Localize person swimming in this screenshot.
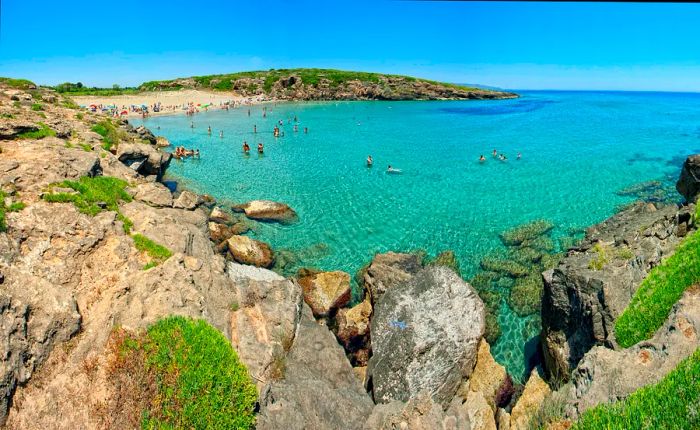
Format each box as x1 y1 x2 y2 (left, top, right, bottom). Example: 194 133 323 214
479 155 486 162
253 125 257 134
219 130 224 138
387 165 401 173
517 152 522 160
190 121 194 128
492 149 497 157
367 155 373 166
258 143 264 153
243 141 250 153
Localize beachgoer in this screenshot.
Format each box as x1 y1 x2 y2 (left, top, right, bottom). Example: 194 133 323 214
219 130 224 138
190 121 194 128
517 152 522 160
207 126 211 135
479 155 486 162
195 149 200 157
254 125 257 133
294 124 298 132
258 143 264 153
247 109 251 116
367 155 373 167
492 149 497 157
304 127 308 134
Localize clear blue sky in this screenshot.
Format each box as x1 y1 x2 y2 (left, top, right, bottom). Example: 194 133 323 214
2 0 700 91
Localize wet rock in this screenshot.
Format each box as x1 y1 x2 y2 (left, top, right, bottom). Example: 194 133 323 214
133 182 173 207
208 221 233 243
362 252 423 304
173 190 202 210
368 266 485 407
116 143 171 180
226 235 274 268
541 202 685 380
298 270 351 317
155 136 171 148
209 206 232 224
335 298 372 366
233 199 298 223
510 368 551 430
676 153 700 202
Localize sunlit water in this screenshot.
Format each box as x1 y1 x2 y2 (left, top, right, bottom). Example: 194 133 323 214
134 91 700 380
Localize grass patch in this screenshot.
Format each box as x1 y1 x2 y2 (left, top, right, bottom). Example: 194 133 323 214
0 77 35 89
117 212 133 234
572 348 700 429
615 228 700 347
91 120 120 151
30 103 43 111
132 233 172 266
79 143 92 152
15 122 56 140
588 243 609 271
106 317 257 429
0 191 26 232
43 176 131 216
0 113 13 119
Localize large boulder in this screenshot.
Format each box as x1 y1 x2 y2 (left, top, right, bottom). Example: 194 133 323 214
173 190 202 210
367 266 485 407
676 154 700 203
226 235 274 268
116 143 171 180
233 199 298 223
0 120 39 140
362 252 423 304
335 298 373 366
556 286 700 419
133 182 173 207
298 270 351 317
541 202 685 380
133 125 157 144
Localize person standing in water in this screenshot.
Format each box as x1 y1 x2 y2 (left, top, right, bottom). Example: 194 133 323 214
517 152 522 160
243 141 250 153
304 127 308 134
219 130 224 138
492 149 497 157
258 143 264 153
190 121 194 128
254 124 257 134
207 126 211 135
367 155 373 166
479 155 486 162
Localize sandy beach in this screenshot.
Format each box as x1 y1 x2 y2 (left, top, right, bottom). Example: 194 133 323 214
73 89 270 117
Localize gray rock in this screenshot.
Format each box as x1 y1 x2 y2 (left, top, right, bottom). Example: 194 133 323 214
541 202 686 381
173 190 202 210
227 261 285 282
364 393 471 430
368 266 485 407
677 154 700 203
134 125 157 144
133 182 173 207
0 120 38 140
558 286 700 419
116 143 171 180
363 252 423 304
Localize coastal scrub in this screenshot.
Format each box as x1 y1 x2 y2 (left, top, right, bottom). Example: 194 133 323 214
132 233 172 269
106 317 257 429
91 119 120 151
15 122 56 140
43 176 131 215
0 191 26 232
571 347 700 429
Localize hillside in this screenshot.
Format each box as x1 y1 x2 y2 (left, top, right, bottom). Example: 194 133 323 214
138 68 518 101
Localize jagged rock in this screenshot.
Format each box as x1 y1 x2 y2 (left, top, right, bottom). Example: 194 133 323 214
227 261 284 282
116 143 171 180
208 221 233 243
0 267 81 425
363 393 471 430
227 235 274 268
298 270 351 317
557 286 700 419
155 136 171 148
134 125 156 144
335 298 372 366
463 390 497 430
368 266 485 407
541 202 685 380
496 408 511 430
459 339 508 411
362 252 423 304
256 304 374 430
676 154 700 202
209 206 232 224
133 182 173 207
173 190 202 210
233 199 298 223
510 368 551 430
0 120 38 140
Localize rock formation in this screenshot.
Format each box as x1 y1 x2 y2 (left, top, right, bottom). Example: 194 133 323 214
233 199 298 223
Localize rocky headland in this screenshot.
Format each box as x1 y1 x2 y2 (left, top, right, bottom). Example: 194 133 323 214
0 79 699 430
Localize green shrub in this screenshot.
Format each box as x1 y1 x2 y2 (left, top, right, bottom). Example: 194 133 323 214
0 191 26 232
572 348 700 429
0 77 35 89
80 143 92 152
615 230 700 348
500 220 554 246
91 120 120 151
588 243 609 271
43 176 131 215
31 103 43 111
108 317 258 429
15 122 56 140
132 233 172 266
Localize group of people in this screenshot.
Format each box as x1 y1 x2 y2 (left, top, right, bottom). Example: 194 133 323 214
242 141 264 154
366 155 402 173
479 149 522 163
174 146 200 159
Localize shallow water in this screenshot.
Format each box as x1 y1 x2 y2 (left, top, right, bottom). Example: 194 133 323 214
134 90 699 380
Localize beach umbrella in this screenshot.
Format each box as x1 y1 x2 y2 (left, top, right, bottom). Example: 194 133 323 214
121 110 128 115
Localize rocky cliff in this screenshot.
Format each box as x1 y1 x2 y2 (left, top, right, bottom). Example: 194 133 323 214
139 68 518 101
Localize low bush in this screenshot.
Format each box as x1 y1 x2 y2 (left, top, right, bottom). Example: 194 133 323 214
15 122 56 140
43 176 131 215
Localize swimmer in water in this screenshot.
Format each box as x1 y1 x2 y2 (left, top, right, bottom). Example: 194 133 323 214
243 141 250 153
304 127 308 134
492 149 497 157
517 152 522 160
258 143 264 153
367 155 373 166
207 126 211 135
190 121 194 128
219 130 223 138
479 155 486 162
253 125 257 133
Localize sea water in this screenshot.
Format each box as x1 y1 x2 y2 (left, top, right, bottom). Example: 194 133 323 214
133 91 700 380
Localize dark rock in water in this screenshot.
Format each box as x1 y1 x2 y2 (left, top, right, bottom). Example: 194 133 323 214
617 179 679 205
367 266 484 407
500 220 554 246
676 154 700 202
116 143 171 180
540 202 687 381
362 252 423 305
134 125 157 144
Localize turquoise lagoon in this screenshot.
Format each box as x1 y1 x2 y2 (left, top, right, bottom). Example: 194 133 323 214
134 91 700 380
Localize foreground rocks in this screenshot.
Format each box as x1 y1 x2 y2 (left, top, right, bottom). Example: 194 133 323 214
298 270 351 317
116 142 171 180
226 235 275 268
368 266 485 407
541 201 689 380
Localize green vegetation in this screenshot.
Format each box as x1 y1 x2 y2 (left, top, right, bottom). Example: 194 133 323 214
509 273 544 317
61 98 80 109
588 243 610 271
132 233 173 268
615 225 700 347
30 103 43 111
572 348 700 429
426 250 461 276
0 113 13 119
15 122 56 140
107 317 257 429
0 77 35 90
53 81 141 96
43 176 131 216
0 191 26 232
91 119 121 151
480 254 530 278
79 143 93 152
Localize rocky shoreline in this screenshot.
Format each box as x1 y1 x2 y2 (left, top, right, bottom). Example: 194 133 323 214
1 81 698 429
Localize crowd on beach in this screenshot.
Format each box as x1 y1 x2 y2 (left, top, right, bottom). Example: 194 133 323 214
84 97 264 119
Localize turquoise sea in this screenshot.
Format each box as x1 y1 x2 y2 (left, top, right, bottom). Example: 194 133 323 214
134 91 699 380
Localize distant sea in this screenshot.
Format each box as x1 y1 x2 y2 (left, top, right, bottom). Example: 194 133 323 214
133 90 700 380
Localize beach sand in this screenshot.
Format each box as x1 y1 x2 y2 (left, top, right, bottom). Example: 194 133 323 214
73 89 270 117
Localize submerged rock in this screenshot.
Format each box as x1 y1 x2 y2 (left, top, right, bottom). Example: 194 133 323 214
676 153 700 202
226 235 275 268
368 266 485 407
298 270 351 317
233 199 298 223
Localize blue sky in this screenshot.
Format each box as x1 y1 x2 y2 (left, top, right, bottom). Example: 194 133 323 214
2 0 700 91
